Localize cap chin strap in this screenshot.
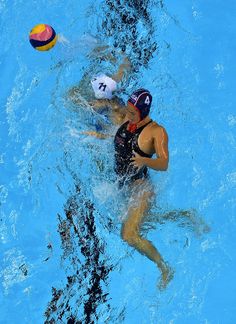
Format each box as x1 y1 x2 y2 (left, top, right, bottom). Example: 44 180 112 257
127 101 150 133
127 122 137 133
127 115 143 133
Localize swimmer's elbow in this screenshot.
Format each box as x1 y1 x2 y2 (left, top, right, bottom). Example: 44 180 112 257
158 165 168 171
163 159 169 171
147 157 168 171
158 158 168 171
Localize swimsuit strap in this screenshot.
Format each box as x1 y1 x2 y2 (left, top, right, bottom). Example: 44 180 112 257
132 120 153 157
134 120 153 134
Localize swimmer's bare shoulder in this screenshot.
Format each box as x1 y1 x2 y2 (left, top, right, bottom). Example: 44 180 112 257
148 122 168 157
150 122 168 138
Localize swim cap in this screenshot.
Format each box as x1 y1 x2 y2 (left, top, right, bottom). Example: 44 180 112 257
127 88 152 120
91 74 117 100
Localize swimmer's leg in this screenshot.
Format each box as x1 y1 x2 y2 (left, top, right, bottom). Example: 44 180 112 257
121 184 173 289
67 86 82 105
157 209 210 237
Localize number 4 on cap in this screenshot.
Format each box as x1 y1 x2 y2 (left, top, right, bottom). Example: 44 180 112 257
145 96 150 105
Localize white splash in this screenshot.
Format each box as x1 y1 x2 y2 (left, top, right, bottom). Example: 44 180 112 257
0 185 8 204
0 153 5 164
5 66 38 139
0 219 8 243
226 171 236 184
214 63 224 78
0 248 28 294
217 171 236 196
227 114 236 127
192 166 203 187
9 210 18 239
192 6 202 20
201 239 217 252
92 181 116 204
23 140 32 156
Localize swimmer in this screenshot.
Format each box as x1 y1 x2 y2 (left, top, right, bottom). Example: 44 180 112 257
68 46 131 129
114 89 173 289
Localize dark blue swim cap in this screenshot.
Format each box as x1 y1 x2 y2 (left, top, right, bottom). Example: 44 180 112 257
127 88 152 120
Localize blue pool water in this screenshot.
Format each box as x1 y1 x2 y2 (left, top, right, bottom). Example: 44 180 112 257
1 0 236 323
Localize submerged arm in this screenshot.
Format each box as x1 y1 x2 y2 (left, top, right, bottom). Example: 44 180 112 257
81 131 112 139
111 57 131 83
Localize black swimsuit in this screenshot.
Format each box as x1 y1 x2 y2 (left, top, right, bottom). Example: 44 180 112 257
114 120 153 187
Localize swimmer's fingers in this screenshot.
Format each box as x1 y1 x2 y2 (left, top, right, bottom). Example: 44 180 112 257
130 152 145 169
131 151 141 159
130 158 141 169
130 153 139 165
130 161 139 167
130 161 142 172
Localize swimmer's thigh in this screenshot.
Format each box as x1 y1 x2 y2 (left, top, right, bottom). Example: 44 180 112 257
123 179 154 230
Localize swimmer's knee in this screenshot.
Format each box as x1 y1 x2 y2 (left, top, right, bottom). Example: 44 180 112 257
121 225 140 247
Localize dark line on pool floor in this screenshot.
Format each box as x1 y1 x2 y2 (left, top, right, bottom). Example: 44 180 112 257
44 184 113 323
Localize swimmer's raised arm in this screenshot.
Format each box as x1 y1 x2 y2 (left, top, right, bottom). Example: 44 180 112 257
88 44 117 62
88 44 131 82
112 57 131 83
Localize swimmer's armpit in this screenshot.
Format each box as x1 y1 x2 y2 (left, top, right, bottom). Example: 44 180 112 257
80 131 112 139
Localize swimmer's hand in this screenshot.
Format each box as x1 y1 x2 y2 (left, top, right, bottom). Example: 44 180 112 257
112 57 131 83
88 45 117 63
130 152 146 170
81 131 111 139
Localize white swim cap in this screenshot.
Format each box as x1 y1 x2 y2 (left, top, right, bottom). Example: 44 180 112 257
91 74 117 99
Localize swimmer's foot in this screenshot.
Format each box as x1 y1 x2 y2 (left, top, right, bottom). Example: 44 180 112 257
178 209 211 238
191 214 211 237
158 266 174 291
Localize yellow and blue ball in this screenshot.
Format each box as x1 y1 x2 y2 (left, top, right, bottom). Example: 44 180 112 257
29 24 57 51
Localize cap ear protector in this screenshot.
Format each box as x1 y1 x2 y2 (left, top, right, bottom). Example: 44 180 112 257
127 88 152 120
